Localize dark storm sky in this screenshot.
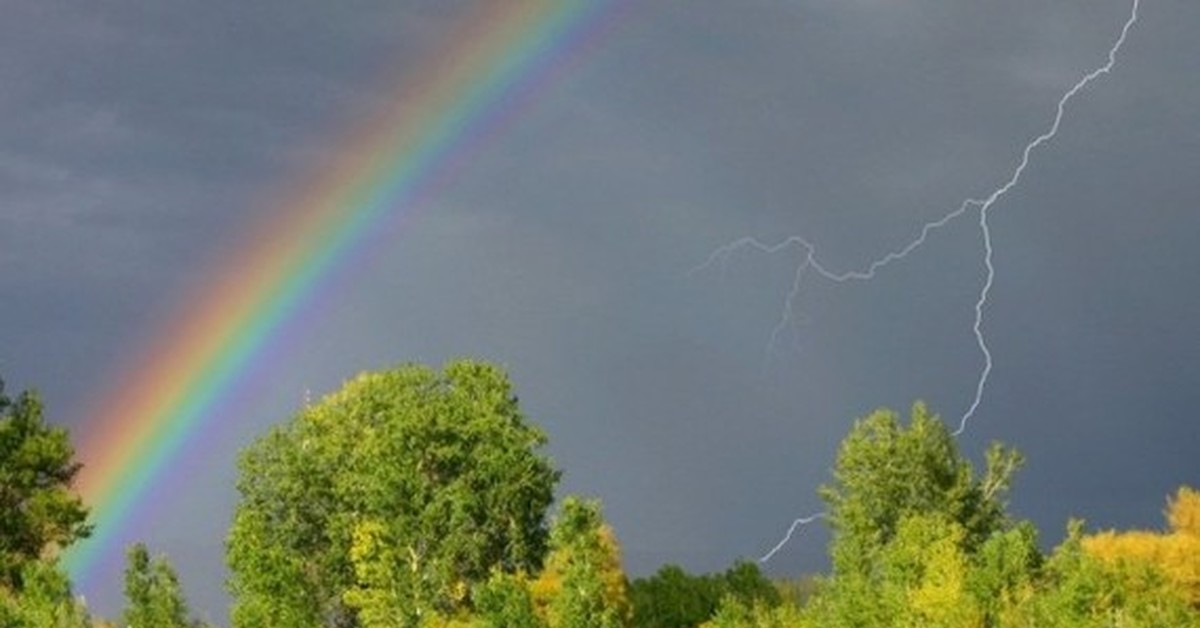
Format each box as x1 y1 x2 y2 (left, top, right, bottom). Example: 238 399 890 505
1 1 1196 623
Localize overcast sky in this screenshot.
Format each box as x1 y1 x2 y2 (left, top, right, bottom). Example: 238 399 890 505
2 1 1197 623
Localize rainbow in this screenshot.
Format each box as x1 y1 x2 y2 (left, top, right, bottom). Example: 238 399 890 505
64 1 621 587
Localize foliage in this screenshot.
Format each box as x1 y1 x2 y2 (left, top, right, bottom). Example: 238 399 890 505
122 543 192 628
0 379 91 589
0 559 90 628
820 402 1021 572
720 561 780 609
878 513 981 627
1168 486 1200 536
770 576 819 608
226 361 560 627
532 497 631 628
1017 520 1199 627
801 402 1200 627
804 402 1025 626
966 520 1041 623
474 571 542 628
4 370 1195 626
701 595 807 628
629 561 779 628
629 564 716 628
1083 486 1200 607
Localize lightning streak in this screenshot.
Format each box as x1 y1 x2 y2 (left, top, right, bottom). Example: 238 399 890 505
699 0 1141 561
957 0 1139 435
759 511 826 563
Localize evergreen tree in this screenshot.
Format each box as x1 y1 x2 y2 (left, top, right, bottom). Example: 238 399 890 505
0 379 91 590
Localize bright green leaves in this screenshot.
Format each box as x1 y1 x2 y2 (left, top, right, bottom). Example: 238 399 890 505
806 402 1028 627
226 360 560 627
122 543 193 628
795 402 1200 627
475 570 541 628
0 559 90 628
819 401 1021 577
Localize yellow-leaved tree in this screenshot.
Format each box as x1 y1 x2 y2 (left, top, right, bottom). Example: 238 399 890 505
1083 486 1200 606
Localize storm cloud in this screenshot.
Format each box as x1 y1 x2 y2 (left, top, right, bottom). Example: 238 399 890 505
2 1 1197 623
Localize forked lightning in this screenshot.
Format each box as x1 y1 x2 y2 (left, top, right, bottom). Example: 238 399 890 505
696 0 1141 563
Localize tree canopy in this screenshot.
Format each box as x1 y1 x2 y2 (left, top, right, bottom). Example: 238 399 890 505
122 543 193 628
532 497 631 628
629 561 779 628
787 403 1200 628
1 367 1196 626
1083 486 1200 607
820 402 1022 567
0 379 91 591
226 360 561 627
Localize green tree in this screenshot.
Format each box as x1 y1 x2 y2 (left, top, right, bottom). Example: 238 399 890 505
702 595 807 628
803 402 1027 627
0 559 90 628
719 561 780 609
475 571 543 628
122 543 192 628
0 379 91 590
1017 520 1199 627
532 497 630 628
629 564 718 628
967 520 1041 624
877 513 982 627
820 402 1021 577
227 361 560 627
629 561 780 628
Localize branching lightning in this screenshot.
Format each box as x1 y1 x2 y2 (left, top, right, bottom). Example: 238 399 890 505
697 0 1141 563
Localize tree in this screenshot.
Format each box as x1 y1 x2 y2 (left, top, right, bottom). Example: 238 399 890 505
0 378 91 590
1083 485 1200 607
803 402 1028 626
122 543 192 628
1019 520 1199 627
819 402 1021 576
967 520 1041 624
629 564 718 628
629 561 780 628
719 561 780 609
226 361 561 627
531 497 630 628
877 513 982 627
797 401 1200 625
475 571 543 628
702 596 807 628
0 559 90 628
1168 486 1200 537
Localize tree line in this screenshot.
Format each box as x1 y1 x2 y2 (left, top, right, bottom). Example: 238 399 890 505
1 362 1196 626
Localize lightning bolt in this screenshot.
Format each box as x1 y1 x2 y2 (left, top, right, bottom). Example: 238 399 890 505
697 0 1141 562
759 511 826 563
